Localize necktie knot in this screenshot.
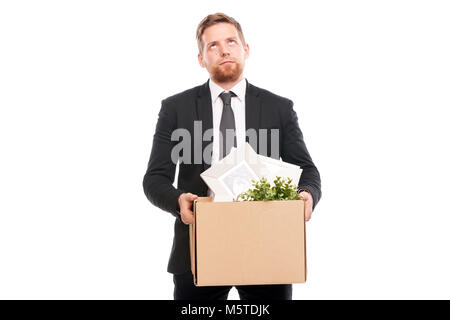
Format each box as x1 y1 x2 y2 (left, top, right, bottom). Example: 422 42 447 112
219 91 236 106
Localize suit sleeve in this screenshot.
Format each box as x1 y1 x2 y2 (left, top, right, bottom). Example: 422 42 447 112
280 100 322 210
143 99 184 218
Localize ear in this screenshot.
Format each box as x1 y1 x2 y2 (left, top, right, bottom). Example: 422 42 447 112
198 52 205 68
244 43 250 60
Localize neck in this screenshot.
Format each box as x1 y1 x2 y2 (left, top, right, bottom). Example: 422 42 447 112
212 74 244 91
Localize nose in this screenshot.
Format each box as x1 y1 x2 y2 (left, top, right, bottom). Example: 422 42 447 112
219 45 230 57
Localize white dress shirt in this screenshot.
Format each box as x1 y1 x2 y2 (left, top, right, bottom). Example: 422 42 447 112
207 77 247 198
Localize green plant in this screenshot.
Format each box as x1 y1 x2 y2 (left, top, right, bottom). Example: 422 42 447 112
237 176 300 201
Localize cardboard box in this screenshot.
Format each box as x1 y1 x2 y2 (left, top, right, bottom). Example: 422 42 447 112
189 197 307 286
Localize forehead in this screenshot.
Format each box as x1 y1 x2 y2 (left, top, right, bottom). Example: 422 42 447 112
202 22 240 44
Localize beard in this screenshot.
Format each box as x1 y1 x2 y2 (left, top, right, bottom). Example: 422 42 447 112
210 61 244 83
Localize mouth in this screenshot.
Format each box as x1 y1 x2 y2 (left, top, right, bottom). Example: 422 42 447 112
220 60 234 65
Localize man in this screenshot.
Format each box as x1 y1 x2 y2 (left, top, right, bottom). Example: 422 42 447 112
143 13 321 300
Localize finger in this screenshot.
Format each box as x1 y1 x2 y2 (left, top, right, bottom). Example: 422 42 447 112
305 206 312 222
181 210 194 225
181 207 194 216
304 202 312 219
182 216 193 225
305 212 311 222
306 199 313 210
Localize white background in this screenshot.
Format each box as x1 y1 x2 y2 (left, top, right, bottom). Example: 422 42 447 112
1 0 449 299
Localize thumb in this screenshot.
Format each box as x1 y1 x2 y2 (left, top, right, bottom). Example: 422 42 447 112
299 191 309 201
186 193 198 201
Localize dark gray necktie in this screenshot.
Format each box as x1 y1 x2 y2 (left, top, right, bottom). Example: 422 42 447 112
219 91 237 160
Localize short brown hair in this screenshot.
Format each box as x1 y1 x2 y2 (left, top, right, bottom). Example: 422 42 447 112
196 13 246 54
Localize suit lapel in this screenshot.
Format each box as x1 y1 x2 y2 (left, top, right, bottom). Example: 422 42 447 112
196 80 213 171
245 79 262 143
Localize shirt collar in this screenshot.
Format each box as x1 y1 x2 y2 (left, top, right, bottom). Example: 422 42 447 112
209 77 247 104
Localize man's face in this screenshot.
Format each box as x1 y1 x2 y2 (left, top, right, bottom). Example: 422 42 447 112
198 23 249 83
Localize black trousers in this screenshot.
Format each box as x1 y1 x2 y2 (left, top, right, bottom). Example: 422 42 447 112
173 272 292 300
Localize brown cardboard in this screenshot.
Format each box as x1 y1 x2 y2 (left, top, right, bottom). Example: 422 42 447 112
189 197 306 286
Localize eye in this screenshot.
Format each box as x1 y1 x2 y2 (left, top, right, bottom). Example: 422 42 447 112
229 40 235 44
210 44 216 49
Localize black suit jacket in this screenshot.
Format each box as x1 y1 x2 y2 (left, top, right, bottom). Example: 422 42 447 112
143 79 321 274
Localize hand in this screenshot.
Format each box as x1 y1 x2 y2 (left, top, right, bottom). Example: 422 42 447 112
299 191 313 222
178 193 198 225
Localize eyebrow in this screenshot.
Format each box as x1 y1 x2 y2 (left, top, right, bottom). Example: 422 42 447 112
207 37 238 47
